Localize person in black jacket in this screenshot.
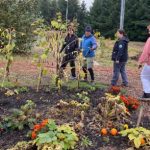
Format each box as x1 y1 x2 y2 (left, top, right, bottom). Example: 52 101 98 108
111 29 129 86
60 26 79 79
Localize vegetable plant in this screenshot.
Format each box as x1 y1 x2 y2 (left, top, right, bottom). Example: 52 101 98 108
32 119 78 150
77 91 90 104
119 127 150 148
1 100 37 131
81 136 92 148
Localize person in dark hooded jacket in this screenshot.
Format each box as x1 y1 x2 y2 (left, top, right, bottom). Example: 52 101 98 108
60 26 79 79
111 29 129 86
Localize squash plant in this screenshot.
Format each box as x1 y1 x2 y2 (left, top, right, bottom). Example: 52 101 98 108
0 28 16 87
1 100 37 131
119 127 150 148
34 119 79 150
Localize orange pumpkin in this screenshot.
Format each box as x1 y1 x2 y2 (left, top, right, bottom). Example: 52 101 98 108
110 128 118 136
101 128 108 135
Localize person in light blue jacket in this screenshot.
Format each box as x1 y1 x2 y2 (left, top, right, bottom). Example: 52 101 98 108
80 26 97 84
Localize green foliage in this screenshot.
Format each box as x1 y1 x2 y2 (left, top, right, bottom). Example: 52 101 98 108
4 87 29 96
32 19 50 92
35 120 78 150
14 87 29 94
0 28 16 87
90 0 120 39
0 0 40 53
8 141 34 150
69 100 90 111
65 80 107 91
77 91 90 104
119 127 150 148
57 0 79 21
77 0 89 36
81 136 92 148
32 13 66 92
125 0 150 41
0 81 15 88
1 100 36 131
39 0 58 23
90 0 150 41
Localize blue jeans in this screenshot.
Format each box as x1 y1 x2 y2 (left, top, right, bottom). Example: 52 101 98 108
111 62 128 86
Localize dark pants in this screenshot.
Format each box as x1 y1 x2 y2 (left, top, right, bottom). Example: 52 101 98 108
111 62 128 86
61 55 76 77
82 67 94 81
82 58 94 81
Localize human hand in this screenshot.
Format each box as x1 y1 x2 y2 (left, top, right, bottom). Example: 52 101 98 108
115 61 119 64
138 64 142 69
90 47 94 51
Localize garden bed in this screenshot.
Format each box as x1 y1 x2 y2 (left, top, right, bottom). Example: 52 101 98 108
0 84 149 150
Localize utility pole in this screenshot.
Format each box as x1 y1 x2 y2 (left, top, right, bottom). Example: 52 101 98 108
120 0 125 30
66 0 69 30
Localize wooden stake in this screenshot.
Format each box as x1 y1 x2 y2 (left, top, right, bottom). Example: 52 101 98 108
136 106 144 127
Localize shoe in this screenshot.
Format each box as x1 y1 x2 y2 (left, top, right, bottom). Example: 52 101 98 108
142 93 150 98
142 93 146 98
121 83 128 87
146 93 150 98
90 80 95 86
80 78 88 82
70 76 77 80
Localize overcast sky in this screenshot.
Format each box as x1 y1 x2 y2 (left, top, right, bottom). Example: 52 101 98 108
80 0 94 10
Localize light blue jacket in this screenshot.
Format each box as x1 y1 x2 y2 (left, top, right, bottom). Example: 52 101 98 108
80 34 97 57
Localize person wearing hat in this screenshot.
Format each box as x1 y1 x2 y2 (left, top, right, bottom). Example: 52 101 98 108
60 26 79 80
80 26 97 84
138 25 150 98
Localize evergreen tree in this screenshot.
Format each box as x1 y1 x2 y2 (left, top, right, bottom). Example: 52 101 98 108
68 0 79 20
57 0 79 21
0 0 40 53
89 0 150 41
57 0 66 19
90 0 120 38
125 0 150 41
78 0 88 36
39 0 58 23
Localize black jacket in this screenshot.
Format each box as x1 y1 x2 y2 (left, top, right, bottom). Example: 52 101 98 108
112 36 129 62
60 34 79 54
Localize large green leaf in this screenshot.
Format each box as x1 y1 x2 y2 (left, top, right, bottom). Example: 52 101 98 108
134 137 141 148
